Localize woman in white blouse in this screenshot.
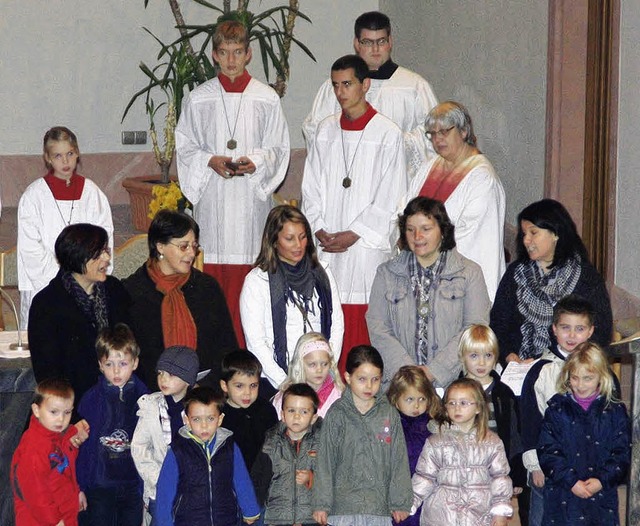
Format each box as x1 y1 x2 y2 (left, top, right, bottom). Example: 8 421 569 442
240 205 344 390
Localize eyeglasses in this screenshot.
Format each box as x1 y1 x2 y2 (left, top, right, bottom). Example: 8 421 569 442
168 241 200 253
358 37 390 47
445 400 477 408
425 126 456 141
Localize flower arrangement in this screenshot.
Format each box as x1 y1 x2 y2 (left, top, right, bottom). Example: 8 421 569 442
148 181 192 219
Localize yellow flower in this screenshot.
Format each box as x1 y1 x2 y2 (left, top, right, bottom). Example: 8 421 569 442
148 181 192 219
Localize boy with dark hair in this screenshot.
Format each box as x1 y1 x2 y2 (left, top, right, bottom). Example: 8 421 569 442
154 386 260 525
302 53 406 370
11 378 84 526
76 323 149 526
252 383 322 526
132 345 200 523
302 11 438 174
519 294 596 526
219 350 279 471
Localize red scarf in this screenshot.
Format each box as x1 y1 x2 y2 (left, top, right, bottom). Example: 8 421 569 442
146 259 197 349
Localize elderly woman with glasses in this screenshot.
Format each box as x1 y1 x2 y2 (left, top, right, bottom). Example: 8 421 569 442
404 101 506 300
29 223 131 404
123 209 237 390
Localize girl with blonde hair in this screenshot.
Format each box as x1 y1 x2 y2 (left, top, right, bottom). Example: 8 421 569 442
272 332 344 418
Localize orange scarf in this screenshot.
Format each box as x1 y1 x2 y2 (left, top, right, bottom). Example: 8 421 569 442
419 154 483 203
146 259 198 349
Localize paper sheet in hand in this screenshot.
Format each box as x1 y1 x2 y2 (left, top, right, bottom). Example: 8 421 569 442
500 359 540 396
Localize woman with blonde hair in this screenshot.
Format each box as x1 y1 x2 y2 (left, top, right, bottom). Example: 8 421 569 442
240 205 344 392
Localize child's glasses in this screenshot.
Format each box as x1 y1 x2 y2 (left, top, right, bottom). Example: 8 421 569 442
445 400 477 407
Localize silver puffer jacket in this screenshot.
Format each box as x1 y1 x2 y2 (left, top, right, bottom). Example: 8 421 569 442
411 424 513 526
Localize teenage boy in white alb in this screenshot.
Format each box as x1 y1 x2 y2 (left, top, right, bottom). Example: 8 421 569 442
302 54 406 369
302 11 438 176
176 21 290 345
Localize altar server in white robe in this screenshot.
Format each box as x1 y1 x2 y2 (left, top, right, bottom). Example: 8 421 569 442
18 126 113 328
176 20 290 346
302 54 406 372
302 11 438 178
403 101 506 300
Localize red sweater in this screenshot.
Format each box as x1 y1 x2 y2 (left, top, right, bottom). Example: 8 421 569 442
11 415 80 526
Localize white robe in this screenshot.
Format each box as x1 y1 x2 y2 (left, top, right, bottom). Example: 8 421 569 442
302 113 407 305
404 154 506 300
239 262 344 388
302 66 438 176
17 177 113 326
176 77 290 264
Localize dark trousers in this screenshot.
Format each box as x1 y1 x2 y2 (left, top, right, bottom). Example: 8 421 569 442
80 485 143 526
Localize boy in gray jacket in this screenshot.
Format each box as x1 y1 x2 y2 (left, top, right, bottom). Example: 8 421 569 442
251 383 322 526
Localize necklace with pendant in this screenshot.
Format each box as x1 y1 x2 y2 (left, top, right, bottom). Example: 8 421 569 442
340 127 365 189
54 199 75 226
219 82 244 150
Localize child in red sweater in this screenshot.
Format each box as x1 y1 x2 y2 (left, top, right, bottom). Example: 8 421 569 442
11 378 86 526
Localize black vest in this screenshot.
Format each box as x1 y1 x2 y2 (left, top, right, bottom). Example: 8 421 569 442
171 433 240 526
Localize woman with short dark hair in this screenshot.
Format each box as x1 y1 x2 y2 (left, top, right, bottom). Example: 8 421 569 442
367 197 490 388
123 210 237 390
29 223 130 403
490 199 612 365
240 205 343 389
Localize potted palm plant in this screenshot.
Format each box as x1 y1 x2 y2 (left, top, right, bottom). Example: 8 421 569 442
121 0 314 231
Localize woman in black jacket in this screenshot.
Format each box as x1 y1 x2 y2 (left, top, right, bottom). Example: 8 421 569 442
123 210 237 390
29 223 131 403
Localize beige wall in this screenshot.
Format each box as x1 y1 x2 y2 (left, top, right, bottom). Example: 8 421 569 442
380 0 548 224
616 1 640 299
0 0 377 157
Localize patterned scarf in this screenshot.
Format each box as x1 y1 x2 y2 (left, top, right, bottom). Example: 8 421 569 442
146 259 197 349
409 251 447 365
268 256 333 373
514 254 582 359
61 271 109 330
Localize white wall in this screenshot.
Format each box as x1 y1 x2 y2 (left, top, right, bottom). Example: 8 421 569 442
0 0 377 155
380 0 548 223
615 1 640 297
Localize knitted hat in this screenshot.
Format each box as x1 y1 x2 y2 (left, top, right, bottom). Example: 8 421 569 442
156 346 200 386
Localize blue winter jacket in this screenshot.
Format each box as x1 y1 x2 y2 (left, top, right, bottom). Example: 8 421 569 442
538 393 630 525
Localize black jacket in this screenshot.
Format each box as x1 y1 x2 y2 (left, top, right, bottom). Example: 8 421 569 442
29 273 131 405
123 265 237 390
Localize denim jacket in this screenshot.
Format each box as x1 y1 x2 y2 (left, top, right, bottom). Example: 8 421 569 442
367 248 490 387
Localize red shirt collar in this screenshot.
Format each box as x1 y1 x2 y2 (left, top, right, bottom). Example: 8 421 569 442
340 103 377 130
218 70 252 93
44 171 85 200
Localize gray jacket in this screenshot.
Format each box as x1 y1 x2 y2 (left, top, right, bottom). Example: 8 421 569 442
252 420 322 525
367 249 490 387
313 388 413 517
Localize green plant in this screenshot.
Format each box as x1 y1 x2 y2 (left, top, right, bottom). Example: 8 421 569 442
122 0 315 183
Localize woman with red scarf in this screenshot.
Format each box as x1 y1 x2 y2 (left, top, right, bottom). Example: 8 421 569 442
124 210 237 390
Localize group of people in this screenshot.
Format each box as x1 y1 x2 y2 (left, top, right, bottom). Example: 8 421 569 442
7 8 631 526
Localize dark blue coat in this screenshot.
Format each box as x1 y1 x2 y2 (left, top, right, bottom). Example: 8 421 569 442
538 393 630 525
